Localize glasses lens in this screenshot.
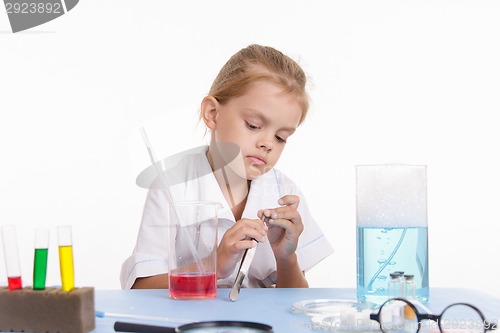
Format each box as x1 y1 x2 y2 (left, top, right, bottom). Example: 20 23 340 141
379 299 419 333
440 304 485 333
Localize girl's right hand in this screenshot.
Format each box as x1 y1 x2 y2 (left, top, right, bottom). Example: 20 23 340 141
216 217 268 279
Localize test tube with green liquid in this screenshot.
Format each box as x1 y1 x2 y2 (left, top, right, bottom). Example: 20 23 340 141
57 226 74 292
33 229 49 290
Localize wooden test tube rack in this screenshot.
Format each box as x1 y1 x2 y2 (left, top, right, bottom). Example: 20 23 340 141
0 287 95 333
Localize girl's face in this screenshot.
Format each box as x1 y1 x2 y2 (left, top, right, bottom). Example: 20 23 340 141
204 80 303 180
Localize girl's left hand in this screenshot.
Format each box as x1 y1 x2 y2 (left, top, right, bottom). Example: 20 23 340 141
259 194 304 261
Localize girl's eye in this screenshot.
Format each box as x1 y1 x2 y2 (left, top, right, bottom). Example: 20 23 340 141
275 135 287 143
245 121 259 130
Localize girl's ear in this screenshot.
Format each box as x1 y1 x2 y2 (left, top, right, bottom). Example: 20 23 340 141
201 96 219 130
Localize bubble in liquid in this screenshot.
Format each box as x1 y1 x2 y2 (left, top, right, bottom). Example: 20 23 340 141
377 259 387 264
377 275 387 280
388 261 396 265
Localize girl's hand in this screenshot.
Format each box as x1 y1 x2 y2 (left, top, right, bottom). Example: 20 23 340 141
216 217 267 279
259 195 304 262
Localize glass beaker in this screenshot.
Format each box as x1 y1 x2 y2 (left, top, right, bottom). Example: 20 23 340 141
356 164 429 304
167 201 220 300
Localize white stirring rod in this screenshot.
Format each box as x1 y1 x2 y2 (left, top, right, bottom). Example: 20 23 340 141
95 311 194 324
138 127 204 272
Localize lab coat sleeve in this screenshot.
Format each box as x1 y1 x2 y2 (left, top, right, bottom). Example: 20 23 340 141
295 195 335 272
120 189 170 289
276 171 334 273
120 252 168 289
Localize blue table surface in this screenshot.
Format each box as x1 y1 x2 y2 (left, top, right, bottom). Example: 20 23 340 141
95 288 500 333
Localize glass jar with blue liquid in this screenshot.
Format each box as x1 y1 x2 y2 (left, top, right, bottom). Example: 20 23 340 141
356 164 429 305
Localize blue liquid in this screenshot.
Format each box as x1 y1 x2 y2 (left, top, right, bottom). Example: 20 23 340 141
357 226 429 304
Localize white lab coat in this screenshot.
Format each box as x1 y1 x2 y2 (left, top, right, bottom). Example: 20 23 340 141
120 146 333 289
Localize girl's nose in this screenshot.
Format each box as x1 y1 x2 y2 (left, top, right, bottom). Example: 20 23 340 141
257 134 273 152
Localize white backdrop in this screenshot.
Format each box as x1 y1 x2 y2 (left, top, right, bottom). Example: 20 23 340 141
1 1 499 298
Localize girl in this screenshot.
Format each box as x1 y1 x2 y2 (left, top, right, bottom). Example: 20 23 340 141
121 44 333 289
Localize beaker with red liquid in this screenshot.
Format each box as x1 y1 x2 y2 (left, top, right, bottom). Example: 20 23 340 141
167 201 220 300
169 272 217 299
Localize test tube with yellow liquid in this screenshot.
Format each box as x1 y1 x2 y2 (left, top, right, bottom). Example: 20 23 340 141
57 226 74 291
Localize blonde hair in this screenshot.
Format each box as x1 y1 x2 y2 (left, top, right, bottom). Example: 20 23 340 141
208 44 309 125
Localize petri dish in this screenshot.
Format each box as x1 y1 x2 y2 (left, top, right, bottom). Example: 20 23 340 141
310 313 380 332
292 298 377 317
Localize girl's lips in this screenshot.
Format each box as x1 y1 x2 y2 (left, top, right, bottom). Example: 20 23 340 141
247 156 266 166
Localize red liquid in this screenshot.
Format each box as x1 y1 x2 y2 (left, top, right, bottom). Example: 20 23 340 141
8 276 22 290
169 272 217 299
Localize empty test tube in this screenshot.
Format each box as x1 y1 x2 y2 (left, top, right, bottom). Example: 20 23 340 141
58 226 74 292
33 229 50 290
404 274 416 300
388 272 403 299
1 225 23 290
